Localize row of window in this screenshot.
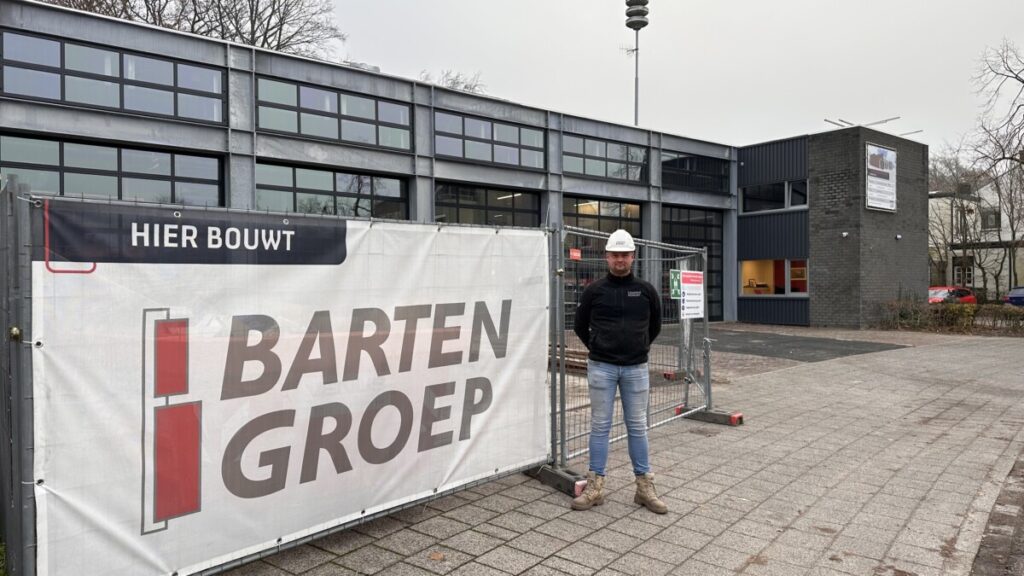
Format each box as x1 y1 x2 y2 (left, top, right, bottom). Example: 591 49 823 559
257 78 412 150
661 152 729 195
434 111 546 170
0 135 730 248
435 184 541 227
563 135 647 182
563 196 642 237
255 163 407 220
1 31 224 123
1 33 740 192
0 135 219 205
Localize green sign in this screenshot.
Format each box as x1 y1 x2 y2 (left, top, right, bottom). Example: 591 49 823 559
669 269 681 299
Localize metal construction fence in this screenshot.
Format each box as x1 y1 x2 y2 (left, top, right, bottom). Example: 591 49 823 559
548 226 713 471
0 191 714 575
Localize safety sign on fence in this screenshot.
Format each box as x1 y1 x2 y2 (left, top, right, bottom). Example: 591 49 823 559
671 269 705 319
29 200 551 576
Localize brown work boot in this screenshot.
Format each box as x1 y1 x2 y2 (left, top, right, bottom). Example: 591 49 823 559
634 473 668 514
571 471 605 510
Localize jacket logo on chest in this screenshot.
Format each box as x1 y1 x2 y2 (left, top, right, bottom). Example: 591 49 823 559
627 290 641 297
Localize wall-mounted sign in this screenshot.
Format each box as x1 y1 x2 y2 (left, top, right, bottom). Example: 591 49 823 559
866 143 897 211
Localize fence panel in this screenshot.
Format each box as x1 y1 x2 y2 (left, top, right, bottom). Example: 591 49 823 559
553 226 711 467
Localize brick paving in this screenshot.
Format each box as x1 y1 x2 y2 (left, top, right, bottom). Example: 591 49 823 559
224 330 1023 576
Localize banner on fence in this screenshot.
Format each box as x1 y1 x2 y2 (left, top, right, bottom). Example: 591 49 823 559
31 200 550 576
680 271 705 320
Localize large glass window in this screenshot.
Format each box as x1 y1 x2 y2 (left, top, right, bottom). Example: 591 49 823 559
3 66 61 100
663 206 724 320
256 76 412 151
255 162 408 219
0 134 221 204
661 151 729 194
434 184 541 227
433 111 546 170
741 179 807 213
740 259 808 297
563 135 647 183
1 31 225 123
562 196 641 236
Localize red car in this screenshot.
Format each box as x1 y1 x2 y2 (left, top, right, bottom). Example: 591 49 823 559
928 286 977 304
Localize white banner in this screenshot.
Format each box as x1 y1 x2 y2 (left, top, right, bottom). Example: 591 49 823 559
31 202 550 576
866 143 897 211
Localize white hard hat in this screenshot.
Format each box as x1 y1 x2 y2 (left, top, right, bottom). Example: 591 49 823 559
605 229 636 252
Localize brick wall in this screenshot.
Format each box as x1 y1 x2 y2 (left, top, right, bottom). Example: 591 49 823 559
808 127 929 327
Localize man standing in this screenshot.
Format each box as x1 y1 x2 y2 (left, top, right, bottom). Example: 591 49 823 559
571 229 667 514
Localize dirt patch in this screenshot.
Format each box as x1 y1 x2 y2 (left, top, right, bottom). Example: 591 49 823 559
873 565 919 576
740 553 768 569
940 535 957 559
970 448 1024 575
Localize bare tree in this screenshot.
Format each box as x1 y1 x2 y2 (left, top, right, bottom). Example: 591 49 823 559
976 39 1024 288
976 40 1024 167
45 0 345 59
929 148 989 290
419 69 486 94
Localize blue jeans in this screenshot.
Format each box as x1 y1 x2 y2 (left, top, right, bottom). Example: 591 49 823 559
587 359 650 476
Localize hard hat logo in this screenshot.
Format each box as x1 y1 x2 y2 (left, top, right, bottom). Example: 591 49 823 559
605 229 636 252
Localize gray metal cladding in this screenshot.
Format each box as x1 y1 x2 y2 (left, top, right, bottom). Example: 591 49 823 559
738 297 810 325
737 210 809 260
738 137 808 187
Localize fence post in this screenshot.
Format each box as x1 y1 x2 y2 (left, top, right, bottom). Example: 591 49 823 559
1 190 37 576
548 230 558 466
556 228 568 469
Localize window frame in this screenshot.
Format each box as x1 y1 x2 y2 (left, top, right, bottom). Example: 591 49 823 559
660 150 730 195
0 29 226 125
953 256 974 286
562 195 642 237
739 179 809 215
738 258 809 298
561 134 648 184
433 183 542 228
980 207 1001 231
432 110 547 172
255 75 414 153
254 161 409 220
0 133 222 205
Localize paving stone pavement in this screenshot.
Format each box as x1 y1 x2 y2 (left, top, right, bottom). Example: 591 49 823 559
223 333 1024 576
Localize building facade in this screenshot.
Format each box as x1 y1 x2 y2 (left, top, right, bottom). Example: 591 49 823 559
0 0 930 327
929 177 1024 298
738 129 929 327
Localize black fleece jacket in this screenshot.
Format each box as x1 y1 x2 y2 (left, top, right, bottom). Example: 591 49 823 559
573 272 662 366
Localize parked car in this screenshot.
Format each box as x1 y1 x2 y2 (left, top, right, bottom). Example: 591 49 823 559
928 286 977 304
1002 286 1024 307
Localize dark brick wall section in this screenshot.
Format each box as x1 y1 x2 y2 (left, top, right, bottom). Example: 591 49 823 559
807 127 928 328
858 129 929 326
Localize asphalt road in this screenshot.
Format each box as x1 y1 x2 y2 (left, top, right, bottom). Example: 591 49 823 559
656 325 907 363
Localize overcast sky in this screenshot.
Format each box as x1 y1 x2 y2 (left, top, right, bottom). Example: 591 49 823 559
334 1 1024 151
